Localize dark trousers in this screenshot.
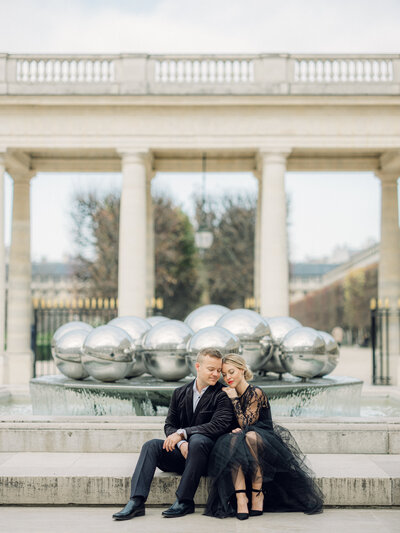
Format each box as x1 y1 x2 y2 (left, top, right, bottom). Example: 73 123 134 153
130 434 214 502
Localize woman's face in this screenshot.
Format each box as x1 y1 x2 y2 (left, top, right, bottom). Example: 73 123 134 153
222 362 244 388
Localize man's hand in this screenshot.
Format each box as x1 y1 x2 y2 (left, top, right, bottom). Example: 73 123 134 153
179 441 189 459
222 386 238 399
163 432 182 452
231 428 242 433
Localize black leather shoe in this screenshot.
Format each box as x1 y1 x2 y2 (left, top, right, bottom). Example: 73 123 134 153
112 498 145 520
162 499 194 518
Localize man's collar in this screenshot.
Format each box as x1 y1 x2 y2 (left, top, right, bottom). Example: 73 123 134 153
194 379 209 395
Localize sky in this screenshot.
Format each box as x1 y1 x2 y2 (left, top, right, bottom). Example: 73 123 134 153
1 0 400 262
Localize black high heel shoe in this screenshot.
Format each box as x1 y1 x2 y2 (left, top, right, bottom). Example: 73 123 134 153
249 488 264 517
235 490 249 520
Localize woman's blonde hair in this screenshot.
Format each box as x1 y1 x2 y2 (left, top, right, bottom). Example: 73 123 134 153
222 353 253 381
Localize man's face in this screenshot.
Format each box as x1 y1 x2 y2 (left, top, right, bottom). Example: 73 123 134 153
195 355 222 386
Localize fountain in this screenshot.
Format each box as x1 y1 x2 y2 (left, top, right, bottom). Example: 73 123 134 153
30 305 363 417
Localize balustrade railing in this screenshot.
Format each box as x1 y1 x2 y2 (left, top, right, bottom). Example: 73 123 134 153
294 57 394 83
1 53 399 94
16 56 115 83
153 57 254 83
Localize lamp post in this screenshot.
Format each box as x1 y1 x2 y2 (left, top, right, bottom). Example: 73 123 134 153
195 153 213 305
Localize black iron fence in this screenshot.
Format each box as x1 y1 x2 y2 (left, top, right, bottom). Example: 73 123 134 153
370 298 400 385
32 297 118 377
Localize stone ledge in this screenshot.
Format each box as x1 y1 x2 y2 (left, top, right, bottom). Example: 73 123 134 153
0 452 399 506
1 419 399 454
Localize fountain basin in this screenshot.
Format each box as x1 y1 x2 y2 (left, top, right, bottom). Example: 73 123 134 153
29 374 363 417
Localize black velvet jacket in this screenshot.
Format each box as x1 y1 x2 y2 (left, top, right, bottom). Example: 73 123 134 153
164 380 234 441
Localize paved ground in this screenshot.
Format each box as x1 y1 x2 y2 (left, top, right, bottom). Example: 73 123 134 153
331 345 373 385
0 507 400 533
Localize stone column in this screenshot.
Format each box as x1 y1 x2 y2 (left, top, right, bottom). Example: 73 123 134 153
377 172 400 384
259 151 290 317
253 171 261 311
118 151 148 318
6 170 34 384
0 155 6 384
146 171 155 314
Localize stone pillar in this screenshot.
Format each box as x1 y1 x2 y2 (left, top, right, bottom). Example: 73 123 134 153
6 170 34 384
377 172 400 384
259 151 290 317
253 171 261 311
118 151 148 317
0 155 6 384
146 171 155 314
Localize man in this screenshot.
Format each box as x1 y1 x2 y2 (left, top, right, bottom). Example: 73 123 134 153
112 347 234 520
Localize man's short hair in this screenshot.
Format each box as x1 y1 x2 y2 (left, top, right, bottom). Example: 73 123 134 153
196 347 223 364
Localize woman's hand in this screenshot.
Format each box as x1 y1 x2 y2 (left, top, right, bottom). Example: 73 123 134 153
222 386 238 399
231 428 242 433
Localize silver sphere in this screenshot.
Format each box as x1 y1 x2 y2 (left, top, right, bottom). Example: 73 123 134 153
51 321 93 357
81 325 135 382
142 320 193 381
186 326 241 376
146 316 170 327
184 305 229 333
280 327 327 379
108 316 151 377
216 309 272 371
315 331 340 377
261 316 302 374
53 328 89 380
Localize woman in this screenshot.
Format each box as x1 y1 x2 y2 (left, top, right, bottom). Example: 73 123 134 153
204 354 323 520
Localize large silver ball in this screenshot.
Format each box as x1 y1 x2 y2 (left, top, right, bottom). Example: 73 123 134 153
261 316 302 374
184 305 229 333
280 327 327 379
315 331 340 377
51 321 93 357
186 326 241 376
216 309 272 371
142 320 193 381
146 316 170 327
53 328 89 380
81 325 135 382
108 316 151 377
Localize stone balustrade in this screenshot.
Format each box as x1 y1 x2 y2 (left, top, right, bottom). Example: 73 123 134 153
0 53 399 95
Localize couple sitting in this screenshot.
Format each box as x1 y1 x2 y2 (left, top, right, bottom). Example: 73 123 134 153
113 348 323 521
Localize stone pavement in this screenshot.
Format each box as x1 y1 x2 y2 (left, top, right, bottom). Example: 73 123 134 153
0 507 400 533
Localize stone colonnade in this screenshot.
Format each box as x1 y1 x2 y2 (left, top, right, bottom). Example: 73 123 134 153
0 149 399 384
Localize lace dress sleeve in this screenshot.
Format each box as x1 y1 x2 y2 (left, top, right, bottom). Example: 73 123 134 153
232 386 268 428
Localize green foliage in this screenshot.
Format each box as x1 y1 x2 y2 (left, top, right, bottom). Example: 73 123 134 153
290 264 377 333
71 190 201 319
202 194 256 309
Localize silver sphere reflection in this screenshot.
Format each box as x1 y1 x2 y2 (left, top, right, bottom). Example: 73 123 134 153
142 320 193 381
281 327 326 379
51 321 93 357
216 309 272 371
82 325 135 382
186 326 241 375
146 316 170 327
53 328 89 380
184 305 229 333
108 316 151 377
261 316 302 374
315 330 340 377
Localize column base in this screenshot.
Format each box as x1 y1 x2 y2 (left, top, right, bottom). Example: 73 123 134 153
3 352 33 384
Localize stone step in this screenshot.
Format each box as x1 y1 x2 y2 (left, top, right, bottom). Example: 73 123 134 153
1 416 399 454
0 452 399 506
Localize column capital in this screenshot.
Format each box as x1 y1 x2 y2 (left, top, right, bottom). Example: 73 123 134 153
375 171 399 184
257 148 292 166
9 169 35 183
117 148 151 166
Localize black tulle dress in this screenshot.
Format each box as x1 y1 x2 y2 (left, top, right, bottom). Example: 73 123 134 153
204 385 324 518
